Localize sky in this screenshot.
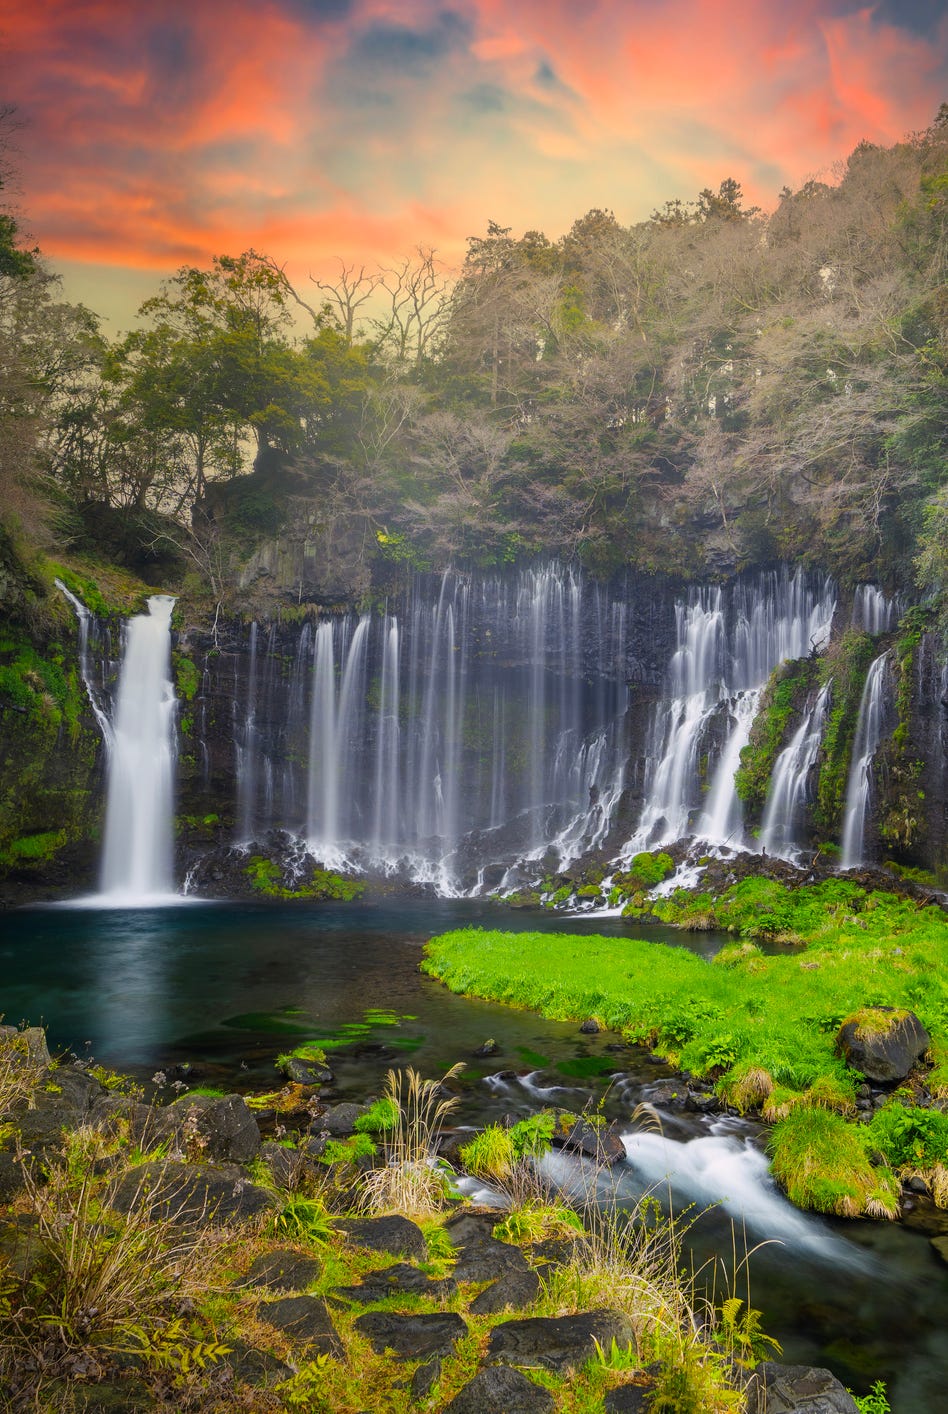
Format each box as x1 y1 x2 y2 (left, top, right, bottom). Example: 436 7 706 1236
2 0 947 329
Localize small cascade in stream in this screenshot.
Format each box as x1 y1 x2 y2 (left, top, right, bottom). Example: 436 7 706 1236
840 653 892 870
759 681 832 859
627 569 836 853
100 596 178 902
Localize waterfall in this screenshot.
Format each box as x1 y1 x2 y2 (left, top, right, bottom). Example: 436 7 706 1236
54 579 113 742
840 654 891 870
100 596 178 902
852 584 898 634
759 681 832 859
628 569 836 853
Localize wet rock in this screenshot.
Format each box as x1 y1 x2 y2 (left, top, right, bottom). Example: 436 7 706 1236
443 1365 554 1413
333 1262 456 1303
453 1236 533 1282
686 1089 720 1114
310 1101 369 1136
354 1310 467 1360
283 1056 334 1085
154 1093 262 1163
338 1214 427 1260
110 1160 279 1227
469 1266 541 1314
552 1115 627 1166
836 1008 930 1084
579 1018 601 1034
488 1309 635 1372
474 1039 500 1057
234 1249 322 1291
744 1361 859 1413
257 1295 342 1354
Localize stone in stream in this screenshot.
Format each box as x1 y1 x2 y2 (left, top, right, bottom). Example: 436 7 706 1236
744 1361 859 1413
354 1310 467 1360
551 1113 627 1166
487 1309 635 1372
310 1101 369 1135
282 1056 335 1085
443 1365 554 1413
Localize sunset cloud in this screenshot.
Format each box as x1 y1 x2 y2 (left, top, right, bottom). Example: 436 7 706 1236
2 0 944 325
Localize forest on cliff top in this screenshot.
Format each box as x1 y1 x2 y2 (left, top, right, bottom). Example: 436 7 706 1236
2 105 947 621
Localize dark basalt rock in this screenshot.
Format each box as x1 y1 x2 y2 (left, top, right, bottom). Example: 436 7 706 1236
409 1358 442 1400
552 1114 627 1166
443 1365 554 1413
338 1214 427 1260
283 1056 334 1085
354 1310 467 1360
110 1160 279 1226
333 1262 456 1302
223 1339 294 1387
474 1038 500 1056
836 1008 931 1084
310 1101 370 1136
444 1208 501 1246
234 1249 322 1291
469 1266 541 1314
153 1092 262 1162
453 1236 533 1282
744 1361 859 1413
488 1309 636 1373
604 1384 653 1412
257 1295 342 1354
12 1066 106 1148
579 1018 601 1034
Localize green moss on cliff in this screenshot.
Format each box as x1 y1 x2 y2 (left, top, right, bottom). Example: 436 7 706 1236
813 630 878 838
736 659 818 817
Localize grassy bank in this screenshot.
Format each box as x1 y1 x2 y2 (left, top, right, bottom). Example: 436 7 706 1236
422 879 948 1218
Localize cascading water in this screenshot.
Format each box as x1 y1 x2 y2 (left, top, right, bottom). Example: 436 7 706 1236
628 569 836 853
851 584 899 634
100 596 178 902
54 579 113 742
759 681 832 859
840 653 891 870
221 565 631 894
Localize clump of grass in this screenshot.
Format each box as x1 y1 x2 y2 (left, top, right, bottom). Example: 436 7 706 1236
768 1107 900 1219
359 1064 464 1217
0 1026 47 1120
717 1063 773 1114
0 1127 224 1388
458 1110 556 1181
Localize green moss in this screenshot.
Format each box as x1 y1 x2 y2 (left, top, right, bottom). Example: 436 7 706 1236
769 1107 899 1218
243 855 365 901
735 659 817 816
173 652 201 702
613 851 675 894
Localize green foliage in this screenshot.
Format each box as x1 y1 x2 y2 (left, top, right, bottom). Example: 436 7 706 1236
868 1102 948 1170
173 652 200 701
614 851 675 893
271 1196 336 1244
319 1132 377 1166
353 1096 400 1133
243 854 364 900
714 1297 782 1368
768 1107 899 1218
736 660 815 814
852 1380 891 1413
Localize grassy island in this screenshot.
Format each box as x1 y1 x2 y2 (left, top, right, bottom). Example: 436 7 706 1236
423 879 948 1219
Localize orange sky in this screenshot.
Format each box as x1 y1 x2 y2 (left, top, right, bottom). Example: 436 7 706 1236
2 0 946 326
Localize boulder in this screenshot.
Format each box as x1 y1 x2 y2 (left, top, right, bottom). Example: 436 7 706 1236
745 1361 859 1413
234 1249 322 1291
469 1266 541 1314
443 1365 554 1413
283 1056 334 1085
257 1295 342 1355
836 1008 930 1083
354 1310 467 1360
488 1309 635 1372
453 1236 533 1282
338 1215 427 1260
155 1093 261 1162
552 1115 627 1166
604 1386 653 1413
310 1102 369 1136
333 1262 456 1303
110 1160 279 1226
